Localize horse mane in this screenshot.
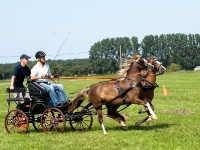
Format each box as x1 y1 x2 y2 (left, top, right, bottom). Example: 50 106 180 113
118 55 140 79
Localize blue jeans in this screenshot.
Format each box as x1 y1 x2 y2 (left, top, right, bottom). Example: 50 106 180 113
38 82 68 106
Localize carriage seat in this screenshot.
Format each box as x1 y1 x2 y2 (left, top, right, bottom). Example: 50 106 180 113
6 87 30 102
27 77 49 101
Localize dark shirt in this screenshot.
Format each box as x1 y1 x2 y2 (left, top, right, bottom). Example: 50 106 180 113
12 64 31 87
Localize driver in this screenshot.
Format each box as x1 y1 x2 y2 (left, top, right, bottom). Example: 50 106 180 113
30 51 69 106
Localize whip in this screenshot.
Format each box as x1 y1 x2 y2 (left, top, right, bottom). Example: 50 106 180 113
48 28 74 83
53 28 74 60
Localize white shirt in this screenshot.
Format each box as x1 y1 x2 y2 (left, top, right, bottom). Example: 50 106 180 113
31 62 51 82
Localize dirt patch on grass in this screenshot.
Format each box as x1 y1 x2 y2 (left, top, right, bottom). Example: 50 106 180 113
162 110 194 115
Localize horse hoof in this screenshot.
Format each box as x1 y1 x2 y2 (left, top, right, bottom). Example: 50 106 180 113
151 115 158 120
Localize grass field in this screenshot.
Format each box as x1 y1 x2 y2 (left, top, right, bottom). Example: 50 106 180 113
0 71 200 150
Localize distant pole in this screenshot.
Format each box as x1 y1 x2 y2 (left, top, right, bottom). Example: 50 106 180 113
120 45 122 70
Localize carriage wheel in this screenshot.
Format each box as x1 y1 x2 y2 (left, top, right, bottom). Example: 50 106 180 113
32 104 46 132
32 113 42 131
69 106 93 131
41 107 66 133
4 109 29 134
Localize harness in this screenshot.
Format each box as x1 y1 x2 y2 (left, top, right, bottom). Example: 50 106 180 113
116 78 142 104
90 59 160 111
141 77 159 90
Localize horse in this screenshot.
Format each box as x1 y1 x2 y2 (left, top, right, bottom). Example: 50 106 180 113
135 57 166 126
67 56 157 134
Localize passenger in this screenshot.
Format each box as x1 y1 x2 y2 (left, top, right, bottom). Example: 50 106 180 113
10 54 31 97
10 54 31 109
30 51 68 107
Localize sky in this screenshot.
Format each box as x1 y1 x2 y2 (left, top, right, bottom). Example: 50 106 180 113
0 0 199 64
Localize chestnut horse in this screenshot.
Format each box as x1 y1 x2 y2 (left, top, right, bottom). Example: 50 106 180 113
67 56 157 134
135 57 166 126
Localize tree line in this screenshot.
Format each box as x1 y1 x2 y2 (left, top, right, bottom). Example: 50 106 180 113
0 33 200 80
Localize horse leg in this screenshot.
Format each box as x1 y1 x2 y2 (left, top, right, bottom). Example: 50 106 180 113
136 102 155 126
144 102 157 120
96 107 107 134
117 112 128 130
135 116 148 126
138 97 154 113
132 97 157 120
106 105 128 130
135 115 153 126
138 106 147 114
144 102 154 124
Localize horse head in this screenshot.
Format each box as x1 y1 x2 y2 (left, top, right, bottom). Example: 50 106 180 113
147 57 166 75
119 55 154 79
123 56 153 83
135 56 154 72
154 61 166 75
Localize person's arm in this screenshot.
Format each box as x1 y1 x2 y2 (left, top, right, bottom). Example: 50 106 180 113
46 65 53 78
31 75 47 80
10 76 15 90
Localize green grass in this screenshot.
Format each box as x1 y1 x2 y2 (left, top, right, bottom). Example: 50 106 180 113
0 71 200 150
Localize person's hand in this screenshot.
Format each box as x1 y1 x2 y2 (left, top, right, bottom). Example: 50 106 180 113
10 86 14 90
54 74 59 78
41 75 47 79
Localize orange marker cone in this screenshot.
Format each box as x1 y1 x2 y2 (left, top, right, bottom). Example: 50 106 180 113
162 85 169 96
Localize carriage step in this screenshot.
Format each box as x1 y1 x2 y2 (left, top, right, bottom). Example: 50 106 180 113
7 98 30 102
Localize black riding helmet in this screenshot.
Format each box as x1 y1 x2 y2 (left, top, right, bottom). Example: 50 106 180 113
35 51 46 59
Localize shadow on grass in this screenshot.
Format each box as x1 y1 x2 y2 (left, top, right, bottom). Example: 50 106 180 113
128 123 171 131
26 122 177 134
104 123 176 132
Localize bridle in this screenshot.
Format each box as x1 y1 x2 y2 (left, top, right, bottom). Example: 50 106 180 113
154 61 166 75
127 57 154 78
135 57 148 70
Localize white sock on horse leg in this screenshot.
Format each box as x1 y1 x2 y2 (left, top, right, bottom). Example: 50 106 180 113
145 103 157 118
101 123 107 134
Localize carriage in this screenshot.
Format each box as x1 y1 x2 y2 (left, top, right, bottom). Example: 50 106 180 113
4 56 166 134
4 77 93 134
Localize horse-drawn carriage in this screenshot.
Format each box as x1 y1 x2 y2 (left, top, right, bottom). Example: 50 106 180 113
4 77 93 134
4 56 166 134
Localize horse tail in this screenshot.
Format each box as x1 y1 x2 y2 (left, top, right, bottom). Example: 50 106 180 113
67 87 89 113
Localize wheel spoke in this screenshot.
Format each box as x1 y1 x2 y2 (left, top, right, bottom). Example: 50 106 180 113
41 108 65 133
69 107 93 131
4 109 29 134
